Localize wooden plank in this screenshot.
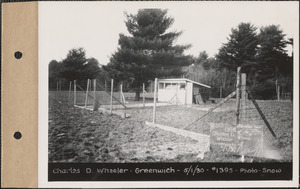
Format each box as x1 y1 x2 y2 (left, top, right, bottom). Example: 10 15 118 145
146 121 210 143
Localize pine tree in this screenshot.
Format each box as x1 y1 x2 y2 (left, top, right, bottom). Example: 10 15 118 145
217 22 258 73
59 48 101 81
256 25 290 78
103 9 192 100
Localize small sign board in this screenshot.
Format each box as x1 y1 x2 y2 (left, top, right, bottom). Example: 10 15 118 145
210 123 237 153
236 124 263 157
210 123 263 157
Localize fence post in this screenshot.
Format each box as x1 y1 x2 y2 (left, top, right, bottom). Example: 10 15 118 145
68 81 72 102
277 86 280 101
241 73 246 124
153 78 157 123
93 79 96 108
143 83 145 107
85 79 90 108
236 67 241 126
74 80 76 106
220 86 223 100
110 79 114 114
120 83 123 103
105 80 107 92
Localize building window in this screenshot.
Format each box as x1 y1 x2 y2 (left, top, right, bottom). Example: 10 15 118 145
165 83 172 89
180 84 185 90
159 82 165 89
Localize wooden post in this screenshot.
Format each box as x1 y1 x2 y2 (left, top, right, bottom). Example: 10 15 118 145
277 86 280 101
275 79 278 99
105 80 107 92
68 81 72 102
74 80 76 106
236 67 241 126
143 83 145 107
93 79 96 108
85 79 90 108
110 79 114 114
153 78 158 123
120 83 123 103
56 81 59 91
241 73 246 124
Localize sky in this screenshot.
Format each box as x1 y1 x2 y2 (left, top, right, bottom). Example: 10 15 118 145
39 1 299 66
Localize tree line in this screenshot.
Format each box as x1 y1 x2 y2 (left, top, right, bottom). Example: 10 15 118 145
49 9 293 100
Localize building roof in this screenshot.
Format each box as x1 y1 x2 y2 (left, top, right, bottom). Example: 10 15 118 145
158 78 211 88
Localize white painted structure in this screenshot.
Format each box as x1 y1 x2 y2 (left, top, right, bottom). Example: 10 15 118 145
157 78 211 105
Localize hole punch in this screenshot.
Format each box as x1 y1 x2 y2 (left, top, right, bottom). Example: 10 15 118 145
14 51 22 59
14 131 22 140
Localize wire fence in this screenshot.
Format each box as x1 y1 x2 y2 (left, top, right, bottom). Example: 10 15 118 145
49 74 293 161
49 78 292 133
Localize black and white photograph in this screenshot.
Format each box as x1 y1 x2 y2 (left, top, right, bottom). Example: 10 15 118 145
38 1 299 187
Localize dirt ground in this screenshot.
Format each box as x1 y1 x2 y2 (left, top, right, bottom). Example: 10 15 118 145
49 98 208 163
49 92 293 162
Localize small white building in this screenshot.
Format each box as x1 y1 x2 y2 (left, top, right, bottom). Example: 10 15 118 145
157 78 211 105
